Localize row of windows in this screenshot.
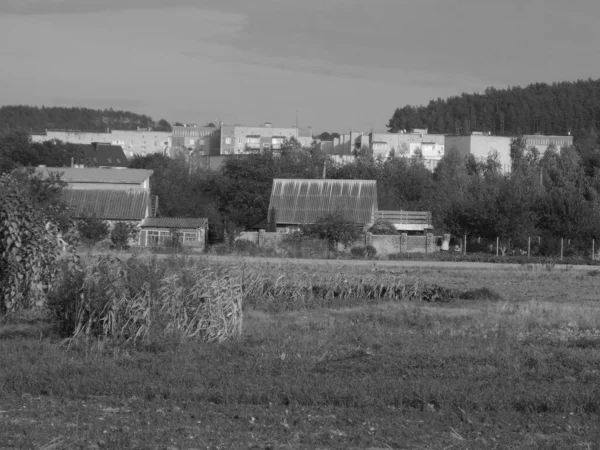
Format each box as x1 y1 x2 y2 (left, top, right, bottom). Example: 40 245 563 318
224 137 287 145
527 139 569 147
146 230 199 246
174 130 215 137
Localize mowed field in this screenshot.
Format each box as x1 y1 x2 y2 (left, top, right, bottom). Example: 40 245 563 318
1 258 600 450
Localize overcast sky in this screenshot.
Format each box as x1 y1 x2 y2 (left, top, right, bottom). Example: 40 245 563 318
1 0 599 132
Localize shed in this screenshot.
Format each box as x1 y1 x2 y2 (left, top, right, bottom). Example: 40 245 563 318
140 217 208 251
268 179 377 227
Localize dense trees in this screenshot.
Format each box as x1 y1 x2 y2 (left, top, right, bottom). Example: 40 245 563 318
129 134 600 251
388 79 600 140
0 106 171 133
0 130 86 172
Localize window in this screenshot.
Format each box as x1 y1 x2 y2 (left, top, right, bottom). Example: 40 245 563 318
182 232 198 242
238 137 242 144
146 230 171 246
189 139 195 145
225 137 232 145
246 137 260 147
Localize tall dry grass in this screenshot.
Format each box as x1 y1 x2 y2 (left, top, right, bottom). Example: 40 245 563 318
47 255 243 345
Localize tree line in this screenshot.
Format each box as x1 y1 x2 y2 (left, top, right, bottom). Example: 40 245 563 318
0 105 172 133
388 79 600 140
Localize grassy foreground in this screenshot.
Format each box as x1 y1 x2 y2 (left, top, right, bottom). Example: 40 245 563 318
1 259 600 449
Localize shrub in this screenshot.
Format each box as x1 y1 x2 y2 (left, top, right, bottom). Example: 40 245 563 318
350 245 377 258
76 216 109 246
110 222 139 250
369 219 397 235
301 212 361 255
0 173 62 314
232 239 259 256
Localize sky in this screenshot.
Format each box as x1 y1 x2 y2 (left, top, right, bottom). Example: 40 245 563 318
1 0 600 133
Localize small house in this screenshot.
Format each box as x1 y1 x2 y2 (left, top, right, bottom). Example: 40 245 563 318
140 217 208 251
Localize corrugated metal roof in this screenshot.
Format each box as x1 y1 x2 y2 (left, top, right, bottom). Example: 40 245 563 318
141 217 208 229
37 167 153 184
268 179 377 225
62 189 150 220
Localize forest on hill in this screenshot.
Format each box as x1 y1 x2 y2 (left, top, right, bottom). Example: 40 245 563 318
388 79 600 139
0 105 172 133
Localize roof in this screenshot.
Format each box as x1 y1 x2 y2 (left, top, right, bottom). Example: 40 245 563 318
268 179 378 225
141 217 208 229
62 189 150 220
75 143 128 167
37 167 153 184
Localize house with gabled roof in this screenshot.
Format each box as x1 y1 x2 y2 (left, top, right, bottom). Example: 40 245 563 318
267 179 378 230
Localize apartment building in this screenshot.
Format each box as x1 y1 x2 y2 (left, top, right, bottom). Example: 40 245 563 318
171 124 221 156
445 134 513 172
523 134 573 154
219 123 313 155
369 130 445 160
31 128 170 158
445 132 574 173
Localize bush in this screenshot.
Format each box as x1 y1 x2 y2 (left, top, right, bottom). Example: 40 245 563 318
110 222 139 250
77 216 109 245
232 239 260 256
1 173 62 314
350 245 377 258
369 219 398 235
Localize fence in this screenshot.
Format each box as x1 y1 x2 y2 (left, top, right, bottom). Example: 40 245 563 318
237 231 440 258
461 235 599 261
373 211 433 231
367 233 438 257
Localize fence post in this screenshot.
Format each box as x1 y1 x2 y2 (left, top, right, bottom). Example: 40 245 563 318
464 234 467 255
560 238 563 261
593 239 595 262
400 233 408 254
496 237 499 257
528 236 531 258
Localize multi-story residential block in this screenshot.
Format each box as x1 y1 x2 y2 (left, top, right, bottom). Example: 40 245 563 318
369 130 445 160
332 131 369 155
219 122 313 155
171 124 221 156
445 134 513 172
31 128 170 158
523 134 573 154
445 132 574 173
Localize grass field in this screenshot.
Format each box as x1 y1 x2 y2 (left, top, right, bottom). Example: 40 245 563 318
1 258 600 449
